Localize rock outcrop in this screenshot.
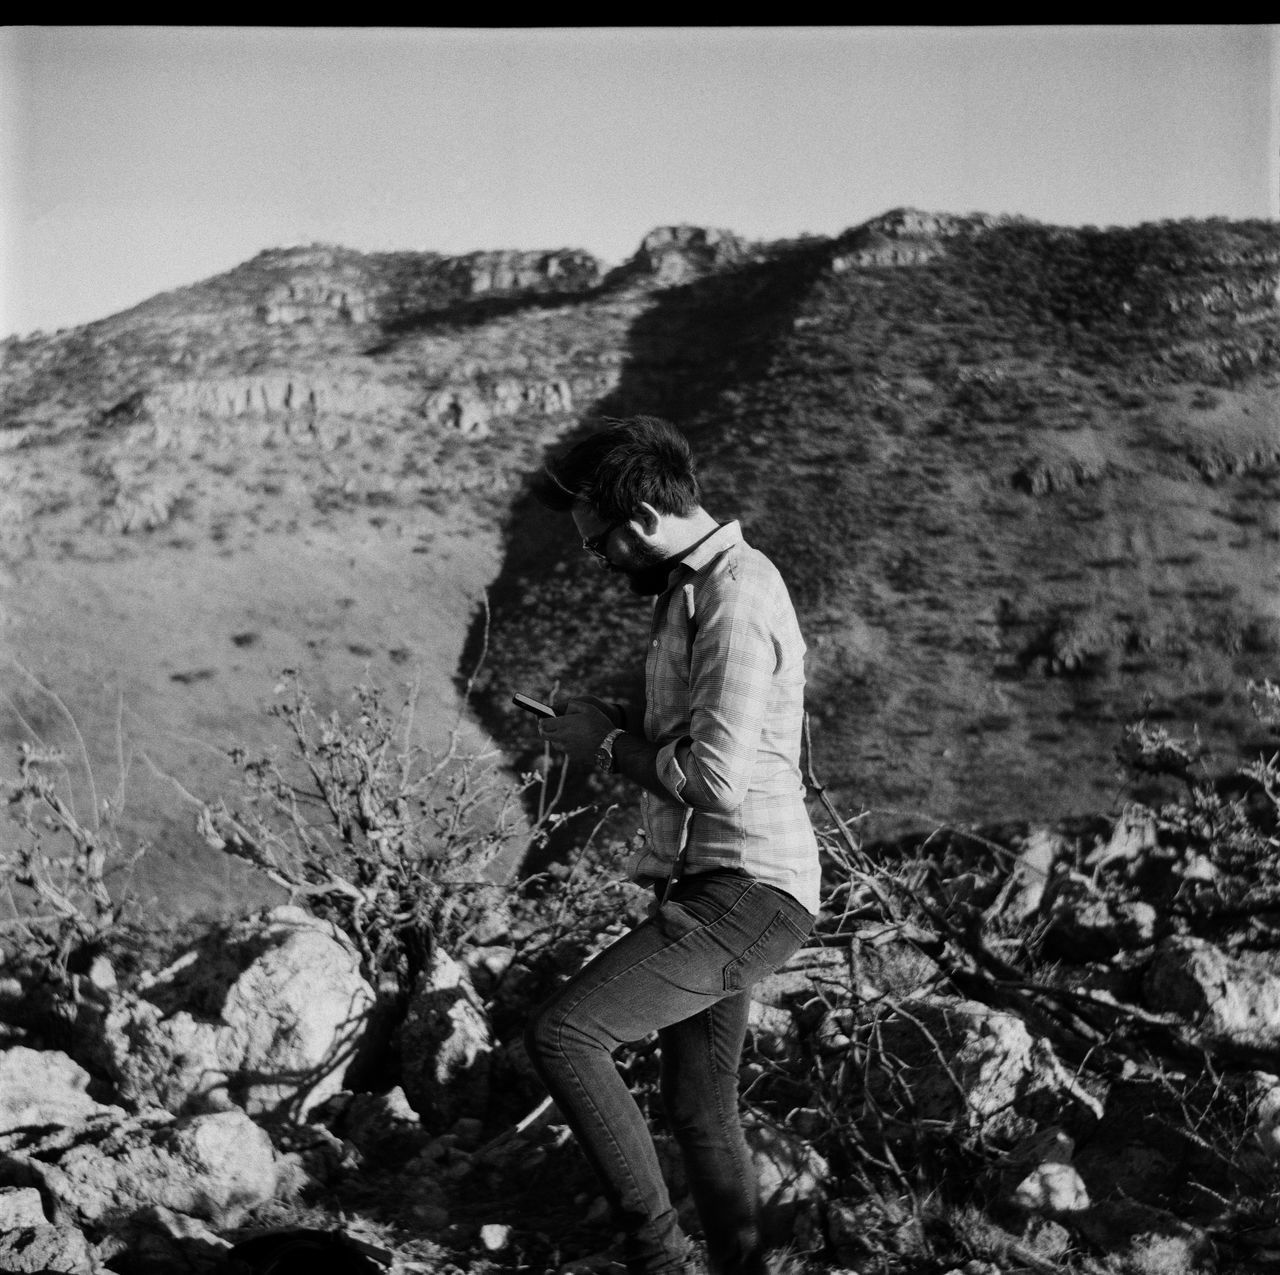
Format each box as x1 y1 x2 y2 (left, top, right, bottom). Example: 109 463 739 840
831 206 1018 269
620 225 752 285
444 248 602 297
78 906 375 1120
398 947 494 1127
143 374 420 422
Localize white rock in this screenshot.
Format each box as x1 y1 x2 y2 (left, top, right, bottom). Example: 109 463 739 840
1004 829 1062 921
866 998 1095 1136
27 1108 278 1229
0 1185 48 1228
399 947 493 1125
480 1223 511 1251
0 1221 95 1273
1012 1161 1091 1214
89 906 375 1119
0 1047 120 1135
1146 937 1280 1049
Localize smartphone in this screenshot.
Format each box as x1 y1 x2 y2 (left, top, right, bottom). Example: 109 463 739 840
512 692 558 719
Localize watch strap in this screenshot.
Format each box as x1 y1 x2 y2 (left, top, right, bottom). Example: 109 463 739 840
596 727 625 773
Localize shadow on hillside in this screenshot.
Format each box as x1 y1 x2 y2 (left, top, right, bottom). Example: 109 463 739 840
458 246 832 875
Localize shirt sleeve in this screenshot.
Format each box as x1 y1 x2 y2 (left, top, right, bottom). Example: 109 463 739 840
654 561 779 813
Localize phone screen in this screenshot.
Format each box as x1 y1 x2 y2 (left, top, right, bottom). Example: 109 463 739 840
512 693 557 718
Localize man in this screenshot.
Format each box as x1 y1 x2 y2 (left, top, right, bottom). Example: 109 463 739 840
524 416 821 1275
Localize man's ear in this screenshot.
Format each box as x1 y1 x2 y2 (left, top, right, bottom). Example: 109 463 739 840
632 502 662 537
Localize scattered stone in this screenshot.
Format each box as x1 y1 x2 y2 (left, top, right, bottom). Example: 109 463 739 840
1018 1216 1072 1260
1250 1071 1280 1159
479 1223 511 1251
0 1184 48 1229
1011 1160 1091 1214
0 1221 95 1273
1145 937 1280 1049
1046 875 1158 959
317 1087 423 1162
398 947 494 1127
1085 807 1159 868
1003 828 1063 921
464 945 517 998
0 1047 121 1135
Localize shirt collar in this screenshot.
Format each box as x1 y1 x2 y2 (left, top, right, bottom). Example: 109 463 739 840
672 519 742 578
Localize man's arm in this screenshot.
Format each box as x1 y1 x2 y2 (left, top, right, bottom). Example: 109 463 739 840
537 701 673 801
613 732 690 802
653 568 778 814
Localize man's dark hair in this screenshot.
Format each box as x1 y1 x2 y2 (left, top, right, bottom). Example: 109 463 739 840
534 416 701 521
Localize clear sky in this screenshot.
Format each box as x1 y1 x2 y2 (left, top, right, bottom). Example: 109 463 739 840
1 24 1276 338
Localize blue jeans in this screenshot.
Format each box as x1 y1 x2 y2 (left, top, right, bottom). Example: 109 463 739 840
524 869 814 1275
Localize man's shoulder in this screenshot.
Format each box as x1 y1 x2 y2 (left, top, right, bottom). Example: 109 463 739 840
700 537 788 598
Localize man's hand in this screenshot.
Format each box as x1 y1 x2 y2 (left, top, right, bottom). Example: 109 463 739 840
539 699 617 764
550 692 622 726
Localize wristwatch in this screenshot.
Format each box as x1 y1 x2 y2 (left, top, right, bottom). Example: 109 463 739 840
596 728 624 774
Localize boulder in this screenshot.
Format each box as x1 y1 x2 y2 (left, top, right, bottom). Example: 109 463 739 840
864 998 1094 1138
1011 1161 1091 1214
1003 829 1063 922
315 1086 424 1162
2 1108 278 1232
0 1221 96 1273
1145 937 1280 1049
113 1204 232 1275
0 1048 122 1135
398 947 494 1127
1045 875 1158 959
744 1115 829 1240
82 906 375 1120
0 1184 49 1228
1249 1071 1280 1160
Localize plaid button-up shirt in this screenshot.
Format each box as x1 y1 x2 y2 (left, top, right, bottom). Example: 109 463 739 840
624 520 821 915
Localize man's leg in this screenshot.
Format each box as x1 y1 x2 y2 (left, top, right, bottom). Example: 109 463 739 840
524 871 792 1274
659 991 764 1275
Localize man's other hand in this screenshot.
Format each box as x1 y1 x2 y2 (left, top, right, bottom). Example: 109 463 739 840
539 699 617 763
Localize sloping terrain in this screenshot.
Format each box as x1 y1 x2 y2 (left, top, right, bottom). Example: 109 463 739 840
2 212 1278 916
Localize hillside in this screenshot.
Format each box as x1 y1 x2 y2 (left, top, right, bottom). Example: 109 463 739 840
2 211 1278 913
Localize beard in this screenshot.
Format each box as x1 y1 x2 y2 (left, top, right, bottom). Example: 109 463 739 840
605 537 680 596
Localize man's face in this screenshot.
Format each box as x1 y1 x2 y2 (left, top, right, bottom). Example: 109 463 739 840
572 504 665 575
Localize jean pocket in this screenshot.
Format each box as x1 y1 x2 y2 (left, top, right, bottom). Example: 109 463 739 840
722 907 812 992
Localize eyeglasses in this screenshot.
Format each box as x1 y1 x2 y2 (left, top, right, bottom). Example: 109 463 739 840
581 521 624 563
